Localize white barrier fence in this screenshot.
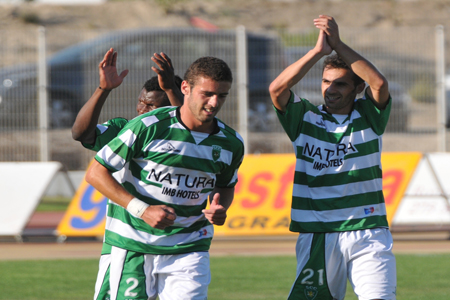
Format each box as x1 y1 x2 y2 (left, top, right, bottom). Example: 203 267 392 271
0 162 69 238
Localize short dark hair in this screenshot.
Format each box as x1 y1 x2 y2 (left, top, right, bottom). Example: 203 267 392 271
143 76 163 93
322 54 364 87
142 75 183 106
184 56 233 87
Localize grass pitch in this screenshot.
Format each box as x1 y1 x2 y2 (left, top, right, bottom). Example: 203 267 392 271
0 254 449 299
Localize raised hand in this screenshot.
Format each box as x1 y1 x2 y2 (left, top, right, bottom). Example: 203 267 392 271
314 29 333 56
98 48 129 91
202 193 228 226
141 205 177 230
151 52 176 91
313 15 341 50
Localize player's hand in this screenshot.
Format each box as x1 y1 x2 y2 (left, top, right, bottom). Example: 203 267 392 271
98 48 129 91
314 30 332 56
202 194 227 226
313 15 341 50
151 52 176 91
141 205 177 230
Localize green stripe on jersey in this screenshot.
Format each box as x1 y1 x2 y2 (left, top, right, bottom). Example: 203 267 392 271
82 117 128 152
292 191 384 211
120 182 208 217
293 165 382 188
289 215 388 232
108 203 208 231
105 231 212 255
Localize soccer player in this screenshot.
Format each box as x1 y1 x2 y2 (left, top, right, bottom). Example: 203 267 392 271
85 56 244 300
72 48 183 300
269 15 396 300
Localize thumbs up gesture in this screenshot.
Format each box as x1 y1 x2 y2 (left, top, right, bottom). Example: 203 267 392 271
202 193 227 226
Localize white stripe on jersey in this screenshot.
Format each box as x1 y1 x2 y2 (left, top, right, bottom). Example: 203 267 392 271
97 124 109 134
293 93 302 103
291 202 386 223
295 152 382 173
143 139 234 165
109 202 207 227
132 160 215 206
293 178 383 200
169 122 186 130
99 145 127 171
141 115 160 127
106 216 214 246
294 128 380 155
217 120 244 144
119 129 137 147
303 110 355 133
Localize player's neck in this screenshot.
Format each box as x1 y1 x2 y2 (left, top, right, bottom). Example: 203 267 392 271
178 106 217 134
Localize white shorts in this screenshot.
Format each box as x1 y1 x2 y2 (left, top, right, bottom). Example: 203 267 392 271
93 252 112 300
288 228 397 300
96 246 210 300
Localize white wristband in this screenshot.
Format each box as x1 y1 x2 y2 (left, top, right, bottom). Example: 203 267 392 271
126 198 149 218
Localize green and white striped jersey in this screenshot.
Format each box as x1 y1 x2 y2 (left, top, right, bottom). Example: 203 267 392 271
95 106 244 254
82 117 128 152
81 117 128 256
275 90 391 233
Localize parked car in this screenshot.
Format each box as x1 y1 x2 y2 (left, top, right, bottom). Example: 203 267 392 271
0 28 284 129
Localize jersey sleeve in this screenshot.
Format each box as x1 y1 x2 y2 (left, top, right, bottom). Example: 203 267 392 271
215 142 244 188
356 89 392 135
82 117 128 152
94 118 147 173
212 123 245 188
273 91 312 141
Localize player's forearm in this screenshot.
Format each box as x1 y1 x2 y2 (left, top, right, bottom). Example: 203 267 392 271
85 160 134 208
72 88 110 143
269 49 324 111
333 42 388 92
333 42 389 107
165 87 184 107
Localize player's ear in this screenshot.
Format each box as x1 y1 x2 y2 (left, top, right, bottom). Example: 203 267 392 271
181 80 190 95
356 82 366 94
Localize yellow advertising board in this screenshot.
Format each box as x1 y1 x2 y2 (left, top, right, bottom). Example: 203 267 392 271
380 152 422 224
57 153 422 237
214 154 296 236
215 152 422 235
57 176 107 237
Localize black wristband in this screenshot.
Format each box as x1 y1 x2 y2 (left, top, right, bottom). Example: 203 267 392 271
98 86 112 92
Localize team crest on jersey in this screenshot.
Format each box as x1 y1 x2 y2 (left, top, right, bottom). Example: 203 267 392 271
304 286 318 300
212 145 222 162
